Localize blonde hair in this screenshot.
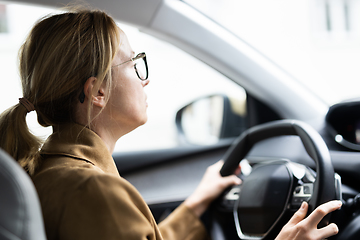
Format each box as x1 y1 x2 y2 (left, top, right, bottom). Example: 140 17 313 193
0 9 120 175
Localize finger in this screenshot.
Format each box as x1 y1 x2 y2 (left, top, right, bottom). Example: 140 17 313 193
286 201 308 226
306 201 342 227
315 223 339 239
211 160 224 171
222 175 242 187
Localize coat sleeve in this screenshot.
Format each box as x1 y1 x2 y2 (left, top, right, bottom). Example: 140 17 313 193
158 203 210 240
58 174 162 240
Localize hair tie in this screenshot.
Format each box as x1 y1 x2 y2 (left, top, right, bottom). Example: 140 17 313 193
19 98 35 113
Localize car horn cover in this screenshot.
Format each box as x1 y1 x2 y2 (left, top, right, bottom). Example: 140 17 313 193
235 162 292 236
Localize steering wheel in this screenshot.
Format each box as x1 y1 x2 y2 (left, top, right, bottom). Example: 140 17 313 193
219 120 337 240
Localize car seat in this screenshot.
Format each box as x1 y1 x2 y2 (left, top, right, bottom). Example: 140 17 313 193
0 149 47 240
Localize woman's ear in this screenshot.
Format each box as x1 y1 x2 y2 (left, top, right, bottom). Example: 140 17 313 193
83 77 107 108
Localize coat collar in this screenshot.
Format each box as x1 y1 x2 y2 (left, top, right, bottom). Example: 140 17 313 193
40 123 119 176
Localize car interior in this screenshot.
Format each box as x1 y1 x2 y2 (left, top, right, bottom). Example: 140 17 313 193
1 0 360 239
0 149 46 240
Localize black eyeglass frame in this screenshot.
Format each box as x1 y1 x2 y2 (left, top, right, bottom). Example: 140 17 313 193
79 52 148 103
112 52 148 80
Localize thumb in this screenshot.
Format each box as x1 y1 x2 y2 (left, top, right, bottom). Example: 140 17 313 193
287 201 308 226
222 175 242 187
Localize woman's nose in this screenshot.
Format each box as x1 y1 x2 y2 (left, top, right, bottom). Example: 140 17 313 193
142 79 150 87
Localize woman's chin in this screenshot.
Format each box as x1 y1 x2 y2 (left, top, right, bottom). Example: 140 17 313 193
139 116 148 126
132 115 148 129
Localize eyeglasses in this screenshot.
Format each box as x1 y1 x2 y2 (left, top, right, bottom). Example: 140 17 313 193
112 52 148 80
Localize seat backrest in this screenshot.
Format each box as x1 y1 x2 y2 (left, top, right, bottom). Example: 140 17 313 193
0 149 47 240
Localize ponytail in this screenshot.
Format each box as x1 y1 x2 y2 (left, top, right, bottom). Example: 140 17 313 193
0 102 42 175
0 9 119 175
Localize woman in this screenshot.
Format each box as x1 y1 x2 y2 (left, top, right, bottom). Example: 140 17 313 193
0 8 341 240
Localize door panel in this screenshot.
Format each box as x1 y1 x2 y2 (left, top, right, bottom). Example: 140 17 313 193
116 143 231 223
116 145 230 204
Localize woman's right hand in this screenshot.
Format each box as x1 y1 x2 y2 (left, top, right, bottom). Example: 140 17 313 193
275 200 342 240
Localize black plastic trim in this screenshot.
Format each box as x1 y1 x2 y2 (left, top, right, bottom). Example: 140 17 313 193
113 138 234 174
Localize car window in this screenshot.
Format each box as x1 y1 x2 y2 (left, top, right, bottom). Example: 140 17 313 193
0 3 247 152
184 0 360 105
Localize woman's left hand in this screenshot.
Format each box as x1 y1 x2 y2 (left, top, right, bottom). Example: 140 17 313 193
184 160 241 217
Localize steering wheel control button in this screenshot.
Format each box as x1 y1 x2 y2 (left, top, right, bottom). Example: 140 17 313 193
219 185 241 211
293 184 313 197
225 186 241 201
291 183 313 208
291 196 310 206
303 186 311 194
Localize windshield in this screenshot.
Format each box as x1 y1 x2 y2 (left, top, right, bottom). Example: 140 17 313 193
183 0 360 106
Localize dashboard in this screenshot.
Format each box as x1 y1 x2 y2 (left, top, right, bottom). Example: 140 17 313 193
326 100 360 151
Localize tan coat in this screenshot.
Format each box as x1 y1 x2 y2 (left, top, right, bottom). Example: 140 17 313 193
32 123 208 240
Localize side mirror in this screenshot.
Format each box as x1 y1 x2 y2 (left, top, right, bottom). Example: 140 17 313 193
176 94 247 145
